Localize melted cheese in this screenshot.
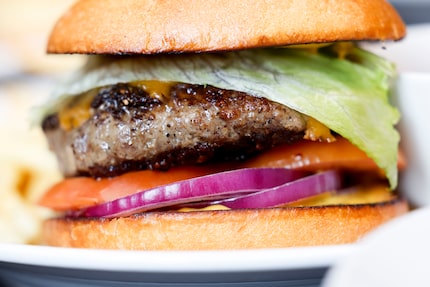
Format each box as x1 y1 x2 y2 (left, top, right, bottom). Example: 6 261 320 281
287 184 394 207
177 204 231 212
286 43 332 53
132 80 173 102
304 116 336 142
330 42 356 59
58 89 97 131
174 184 394 212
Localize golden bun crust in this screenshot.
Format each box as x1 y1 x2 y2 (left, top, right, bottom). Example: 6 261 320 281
42 198 408 250
47 0 406 54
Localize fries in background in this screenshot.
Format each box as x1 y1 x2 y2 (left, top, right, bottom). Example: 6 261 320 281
0 81 62 244
0 0 84 244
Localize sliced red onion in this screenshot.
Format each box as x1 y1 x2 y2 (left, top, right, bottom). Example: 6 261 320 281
68 168 308 218
69 168 342 218
215 170 341 209
172 170 342 210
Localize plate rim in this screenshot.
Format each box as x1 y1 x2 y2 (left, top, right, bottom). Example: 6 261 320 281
0 243 354 273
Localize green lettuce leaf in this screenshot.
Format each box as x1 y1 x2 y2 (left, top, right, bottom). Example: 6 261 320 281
38 46 400 188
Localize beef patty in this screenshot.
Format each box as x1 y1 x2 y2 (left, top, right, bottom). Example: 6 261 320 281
42 82 307 178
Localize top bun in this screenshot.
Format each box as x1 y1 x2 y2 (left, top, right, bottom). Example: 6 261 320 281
47 0 406 54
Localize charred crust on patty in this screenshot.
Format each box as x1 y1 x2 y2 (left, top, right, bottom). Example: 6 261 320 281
42 114 60 130
91 83 163 119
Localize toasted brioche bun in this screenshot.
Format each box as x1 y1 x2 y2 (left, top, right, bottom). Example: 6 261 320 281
42 198 408 250
47 0 406 54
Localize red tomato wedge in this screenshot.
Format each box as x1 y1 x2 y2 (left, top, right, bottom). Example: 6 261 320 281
39 137 405 211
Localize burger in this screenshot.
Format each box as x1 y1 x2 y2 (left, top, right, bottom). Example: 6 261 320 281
37 0 408 250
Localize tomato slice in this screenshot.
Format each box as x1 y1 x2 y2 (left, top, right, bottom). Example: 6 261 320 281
39 137 404 211
244 137 404 171
39 165 227 211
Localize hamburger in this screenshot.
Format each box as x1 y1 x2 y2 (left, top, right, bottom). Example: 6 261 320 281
38 0 408 250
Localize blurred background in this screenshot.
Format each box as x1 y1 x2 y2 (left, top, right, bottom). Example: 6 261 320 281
0 0 83 244
390 0 430 24
0 0 429 244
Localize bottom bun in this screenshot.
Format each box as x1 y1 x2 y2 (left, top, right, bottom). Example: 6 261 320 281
42 198 408 250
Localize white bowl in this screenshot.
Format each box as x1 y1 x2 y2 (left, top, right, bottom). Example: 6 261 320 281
322 206 430 287
361 23 430 73
395 72 430 207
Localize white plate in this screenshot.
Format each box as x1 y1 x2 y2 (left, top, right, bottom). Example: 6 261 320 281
0 243 353 272
0 244 354 286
